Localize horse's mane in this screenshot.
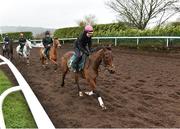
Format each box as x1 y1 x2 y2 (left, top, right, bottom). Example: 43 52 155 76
91 46 112 53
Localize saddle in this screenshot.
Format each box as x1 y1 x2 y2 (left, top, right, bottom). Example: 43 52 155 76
68 53 87 72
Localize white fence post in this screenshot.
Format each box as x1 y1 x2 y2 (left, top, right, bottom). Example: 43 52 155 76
137 38 139 46
115 38 117 46
97 38 100 44
166 38 169 47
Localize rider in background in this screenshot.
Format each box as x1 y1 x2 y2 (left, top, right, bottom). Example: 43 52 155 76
3 34 10 48
42 31 53 58
19 33 26 53
74 25 94 72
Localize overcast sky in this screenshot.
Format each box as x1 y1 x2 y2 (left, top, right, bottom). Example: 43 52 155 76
0 0 116 28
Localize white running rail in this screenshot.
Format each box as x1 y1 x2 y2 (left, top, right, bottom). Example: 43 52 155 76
60 36 180 47
0 55 55 129
28 36 180 47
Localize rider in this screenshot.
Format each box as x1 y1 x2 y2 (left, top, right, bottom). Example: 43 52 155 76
42 31 53 58
19 33 26 53
73 25 94 72
3 34 10 48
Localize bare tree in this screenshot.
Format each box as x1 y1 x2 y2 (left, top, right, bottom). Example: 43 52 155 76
76 20 86 27
106 0 180 30
77 14 97 26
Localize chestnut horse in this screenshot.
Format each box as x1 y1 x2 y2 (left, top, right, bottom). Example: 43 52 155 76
40 38 61 69
60 46 115 110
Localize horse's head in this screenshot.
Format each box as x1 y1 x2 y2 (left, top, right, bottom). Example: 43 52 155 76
53 38 61 48
102 46 115 74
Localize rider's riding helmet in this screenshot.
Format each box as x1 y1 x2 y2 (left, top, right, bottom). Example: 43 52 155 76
84 25 93 32
45 31 50 35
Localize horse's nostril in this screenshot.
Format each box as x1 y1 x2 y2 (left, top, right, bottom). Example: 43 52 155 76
111 70 115 74
108 68 115 74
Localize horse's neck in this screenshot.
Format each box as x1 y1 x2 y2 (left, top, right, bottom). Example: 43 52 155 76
89 49 103 71
51 44 57 55
25 42 31 48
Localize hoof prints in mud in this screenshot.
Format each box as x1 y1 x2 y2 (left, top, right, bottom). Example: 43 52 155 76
2 44 180 128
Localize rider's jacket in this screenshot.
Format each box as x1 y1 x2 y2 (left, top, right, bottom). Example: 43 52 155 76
74 31 92 54
4 37 10 44
42 37 53 47
19 37 26 45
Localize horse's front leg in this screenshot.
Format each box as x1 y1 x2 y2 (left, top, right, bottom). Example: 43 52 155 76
86 79 106 110
26 56 30 64
50 58 58 70
2 50 5 56
75 73 83 96
7 50 10 59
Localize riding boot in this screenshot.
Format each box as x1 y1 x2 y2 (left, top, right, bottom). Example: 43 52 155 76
74 57 81 72
44 47 50 58
75 62 79 72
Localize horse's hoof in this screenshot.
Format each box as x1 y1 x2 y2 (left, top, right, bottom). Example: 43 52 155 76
84 91 94 96
79 91 83 97
102 106 107 110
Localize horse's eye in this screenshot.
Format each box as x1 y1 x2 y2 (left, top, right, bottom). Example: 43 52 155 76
105 56 108 59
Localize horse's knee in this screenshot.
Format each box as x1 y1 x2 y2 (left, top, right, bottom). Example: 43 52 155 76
54 64 58 70
61 82 64 87
93 90 100 98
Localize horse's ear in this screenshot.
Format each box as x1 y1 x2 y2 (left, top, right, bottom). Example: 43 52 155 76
105 44 112 51
108 44 112 47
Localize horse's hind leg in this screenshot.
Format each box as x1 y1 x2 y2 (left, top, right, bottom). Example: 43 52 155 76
61 69 68 87
60 57 68 87
27 57 30 64
40 57 46 68
7 50 10 59
75 73 83 96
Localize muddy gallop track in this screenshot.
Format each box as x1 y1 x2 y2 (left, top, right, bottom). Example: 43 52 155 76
3 44 180 128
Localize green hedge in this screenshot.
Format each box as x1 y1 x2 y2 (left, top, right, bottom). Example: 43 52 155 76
54 23 134 38
54 23 180 38
0 34 2 42
1 32 33 41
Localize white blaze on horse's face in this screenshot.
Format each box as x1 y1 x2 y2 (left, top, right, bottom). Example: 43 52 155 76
57 41 61 47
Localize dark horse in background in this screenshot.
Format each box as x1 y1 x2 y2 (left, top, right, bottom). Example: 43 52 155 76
2 40 13 60
60 46 115 110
